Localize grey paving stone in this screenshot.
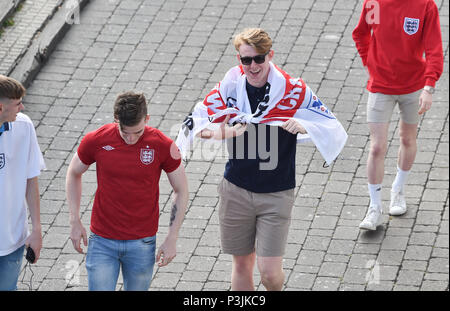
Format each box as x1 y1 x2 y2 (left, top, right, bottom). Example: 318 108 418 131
286 272 316 289
343 268 370 285
312 277 341 291
348 253 377 269
427 258 450 273
318 262 347 278
421 281 449 291
377 250 404 266
328 239 355 255
381 236 409 250
397 269 424 286
404 246 433 261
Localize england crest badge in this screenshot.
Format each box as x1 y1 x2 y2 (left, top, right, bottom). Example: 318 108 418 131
140 148 154 165
404 17 420 35
307 93 336 119
0 153 5 169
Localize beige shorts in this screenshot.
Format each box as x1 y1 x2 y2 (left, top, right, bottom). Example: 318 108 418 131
218 178 295 257
367 90 422 124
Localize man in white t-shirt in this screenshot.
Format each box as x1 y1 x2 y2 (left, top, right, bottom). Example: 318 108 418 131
0 75 45 291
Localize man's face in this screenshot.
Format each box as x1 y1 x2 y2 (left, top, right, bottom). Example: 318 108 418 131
0 98 24 123
238 43 274 88
117 115 149 145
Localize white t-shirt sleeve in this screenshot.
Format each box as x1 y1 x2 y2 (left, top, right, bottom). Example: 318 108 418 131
26 117 46 179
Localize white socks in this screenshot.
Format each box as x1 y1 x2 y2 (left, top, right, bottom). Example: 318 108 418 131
368 183 382 207
368 167 410 208
392 166 410 194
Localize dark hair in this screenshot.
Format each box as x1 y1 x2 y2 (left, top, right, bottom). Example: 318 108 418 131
0 75 26 100
113 91 148 126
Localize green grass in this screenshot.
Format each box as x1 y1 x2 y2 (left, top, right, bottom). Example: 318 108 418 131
16 3 24 12
3 18 15 27
0 17 16 39
0 0 24 39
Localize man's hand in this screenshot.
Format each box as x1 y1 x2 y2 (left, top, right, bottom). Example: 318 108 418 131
66 153 90 254
25 229 42 264
156 236 177 267
281 119 307 134
198 115 247 140
70 220 87 254
418 89 433 115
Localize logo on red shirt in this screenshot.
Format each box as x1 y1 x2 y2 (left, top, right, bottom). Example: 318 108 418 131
102 145 115 151
404 17 420 35
140 148 154 165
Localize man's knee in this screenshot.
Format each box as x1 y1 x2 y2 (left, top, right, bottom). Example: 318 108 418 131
260 267 283 283
399 134 417 149
259 267 284 290
233 253 255 274
369 141 387 158
399 122 418 149
257 257 284 290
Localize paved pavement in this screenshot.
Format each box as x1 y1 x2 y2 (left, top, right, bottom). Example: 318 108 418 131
0 0 60 76
7 0 449 291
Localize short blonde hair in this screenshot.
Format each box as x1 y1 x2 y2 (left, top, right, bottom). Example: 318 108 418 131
233 28 272 54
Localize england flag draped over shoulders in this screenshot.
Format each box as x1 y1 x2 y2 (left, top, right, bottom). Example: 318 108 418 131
176 62 348 166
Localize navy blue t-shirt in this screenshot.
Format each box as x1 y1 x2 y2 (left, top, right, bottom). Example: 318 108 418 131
224 81 297 193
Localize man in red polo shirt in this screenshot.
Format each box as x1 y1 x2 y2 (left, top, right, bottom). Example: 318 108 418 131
353 0 443 230
66 91 188 290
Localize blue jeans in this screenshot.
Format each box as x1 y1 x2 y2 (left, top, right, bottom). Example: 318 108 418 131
86 233 156 291
0 245 25 291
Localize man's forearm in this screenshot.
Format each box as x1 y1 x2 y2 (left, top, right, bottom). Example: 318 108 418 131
166 190 188 241
66 171 83 225
26 177 41 233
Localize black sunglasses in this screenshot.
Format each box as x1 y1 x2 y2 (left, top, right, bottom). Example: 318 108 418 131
239 52 269 65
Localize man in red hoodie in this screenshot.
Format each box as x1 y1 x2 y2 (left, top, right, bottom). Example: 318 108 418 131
352 0 443 230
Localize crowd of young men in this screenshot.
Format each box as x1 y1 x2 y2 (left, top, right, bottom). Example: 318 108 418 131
0 0 444 291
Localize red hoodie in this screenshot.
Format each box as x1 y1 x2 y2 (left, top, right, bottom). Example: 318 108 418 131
352 0 443 95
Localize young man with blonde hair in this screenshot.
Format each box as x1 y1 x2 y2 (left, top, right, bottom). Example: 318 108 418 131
0 75 45 290
179 28 347 290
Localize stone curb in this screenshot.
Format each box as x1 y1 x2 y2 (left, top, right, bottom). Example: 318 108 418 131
10 0 90 87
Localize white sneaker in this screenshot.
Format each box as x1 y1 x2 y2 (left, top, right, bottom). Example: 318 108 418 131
389 190 407 216
359 205 382 230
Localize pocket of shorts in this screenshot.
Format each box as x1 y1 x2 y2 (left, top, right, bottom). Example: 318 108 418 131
368 92 390 112
368 93 381 111
277 188 295 219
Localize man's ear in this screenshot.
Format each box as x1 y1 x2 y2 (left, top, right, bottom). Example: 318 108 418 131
145 115 150 123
